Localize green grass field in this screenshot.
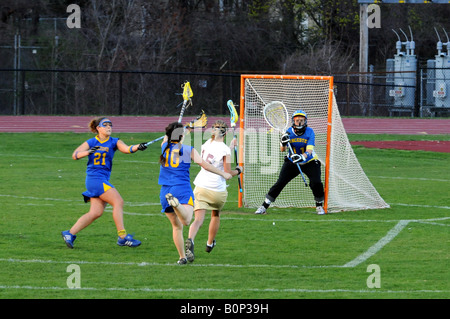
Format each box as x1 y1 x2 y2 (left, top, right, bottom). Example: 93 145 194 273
0 131 449 301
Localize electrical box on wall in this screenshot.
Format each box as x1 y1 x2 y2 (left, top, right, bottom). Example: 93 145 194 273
432 55 450 107
433 82 447 99
386 28 416 116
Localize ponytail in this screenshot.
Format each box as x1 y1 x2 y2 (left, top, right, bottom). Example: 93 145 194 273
159 122 184 165
88 117 107 134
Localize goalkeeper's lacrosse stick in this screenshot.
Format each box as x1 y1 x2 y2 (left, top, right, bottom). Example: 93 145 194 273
263 101 308 187
145 81 194 147
227 100 242 193
145 110 207 146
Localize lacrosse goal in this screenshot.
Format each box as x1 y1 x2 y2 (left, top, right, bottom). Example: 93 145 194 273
238 74 389 213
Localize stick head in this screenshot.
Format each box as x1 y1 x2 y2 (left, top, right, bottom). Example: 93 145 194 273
227 100 239 128
178 81 194 123
263 101 289 131
185 110 208 129
182 81 193 101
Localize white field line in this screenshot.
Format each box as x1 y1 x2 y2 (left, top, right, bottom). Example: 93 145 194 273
372 175 450 183
0 285 447 294
0 194 448 278
0 152 159 164
2 194 450 212
1 216 448 271
3 153 450 182
0 257 337 269
393 203 450 210
342 220 410 268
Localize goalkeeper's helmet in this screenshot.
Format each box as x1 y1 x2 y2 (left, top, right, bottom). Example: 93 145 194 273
292 109 307 135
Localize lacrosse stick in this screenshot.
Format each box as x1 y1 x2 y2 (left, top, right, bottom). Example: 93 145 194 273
185 110 208 130
263 101 308 187
178 81 193 122
145 81 194 147
227 100 242 193
145 110 207 146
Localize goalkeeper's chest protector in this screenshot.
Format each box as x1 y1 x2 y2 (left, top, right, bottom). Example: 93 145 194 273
286 127 318 163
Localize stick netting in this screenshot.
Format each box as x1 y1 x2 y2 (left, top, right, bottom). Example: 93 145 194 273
263 101 289 130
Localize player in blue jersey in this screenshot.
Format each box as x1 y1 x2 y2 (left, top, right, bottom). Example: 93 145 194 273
255 109 326 215
62 117 148 248
158 122 233 264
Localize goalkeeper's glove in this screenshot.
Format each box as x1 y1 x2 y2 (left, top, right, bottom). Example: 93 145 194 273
88 146 100 154
280 132 290 147
291 153 306 163
137 143 148 151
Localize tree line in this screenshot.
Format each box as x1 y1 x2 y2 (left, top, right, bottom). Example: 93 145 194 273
1 0 449 115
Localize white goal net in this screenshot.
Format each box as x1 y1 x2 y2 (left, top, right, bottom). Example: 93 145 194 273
239 75 389 213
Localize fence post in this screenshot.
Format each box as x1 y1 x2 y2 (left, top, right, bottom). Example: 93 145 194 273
369 65 374 116
21 70 26 115
119 72 123 115
346 72 350 116
414 61 421 117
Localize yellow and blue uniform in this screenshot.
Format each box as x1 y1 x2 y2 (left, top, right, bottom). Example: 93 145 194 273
82 136 119 202
285 126 318 165
265 125 324 205
158 142 195 213
256 109 325 215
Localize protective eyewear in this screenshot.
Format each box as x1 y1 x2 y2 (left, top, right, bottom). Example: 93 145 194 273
99 119 113 127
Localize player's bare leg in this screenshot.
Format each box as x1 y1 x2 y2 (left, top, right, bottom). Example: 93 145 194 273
70 198 106 235
165 212 186 262
166 193 193 226
207 210 220 247
100 188 126 237
188 209 206 242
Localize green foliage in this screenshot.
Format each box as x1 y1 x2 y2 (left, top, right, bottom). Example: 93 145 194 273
0 132 449 299
248 0 274 18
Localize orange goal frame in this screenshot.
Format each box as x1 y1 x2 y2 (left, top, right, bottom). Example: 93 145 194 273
238 74 334 212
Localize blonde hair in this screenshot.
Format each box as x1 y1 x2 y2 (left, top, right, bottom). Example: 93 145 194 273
211 120 228 140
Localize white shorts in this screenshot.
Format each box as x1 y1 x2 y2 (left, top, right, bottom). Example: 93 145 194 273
193 186 228 211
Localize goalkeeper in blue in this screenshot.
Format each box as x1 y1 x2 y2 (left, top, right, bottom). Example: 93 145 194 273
255 109 326 215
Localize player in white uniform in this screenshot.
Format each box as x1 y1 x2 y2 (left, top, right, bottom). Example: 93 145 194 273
186 120 242 261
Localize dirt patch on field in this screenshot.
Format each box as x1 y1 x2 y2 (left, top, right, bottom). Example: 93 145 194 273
351 140 450 153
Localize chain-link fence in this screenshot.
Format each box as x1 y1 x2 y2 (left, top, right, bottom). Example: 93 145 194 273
0 69 241 116
1 67 449 117
419 66 450 117
334 71 417 117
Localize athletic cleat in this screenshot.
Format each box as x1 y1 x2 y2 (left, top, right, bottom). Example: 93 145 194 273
177 257 187 265
61 230 76 249
316 206 325 215
117 234 141 247
165 193 180 208
205 240 216 253
185 238 195 262
254 206 267 215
